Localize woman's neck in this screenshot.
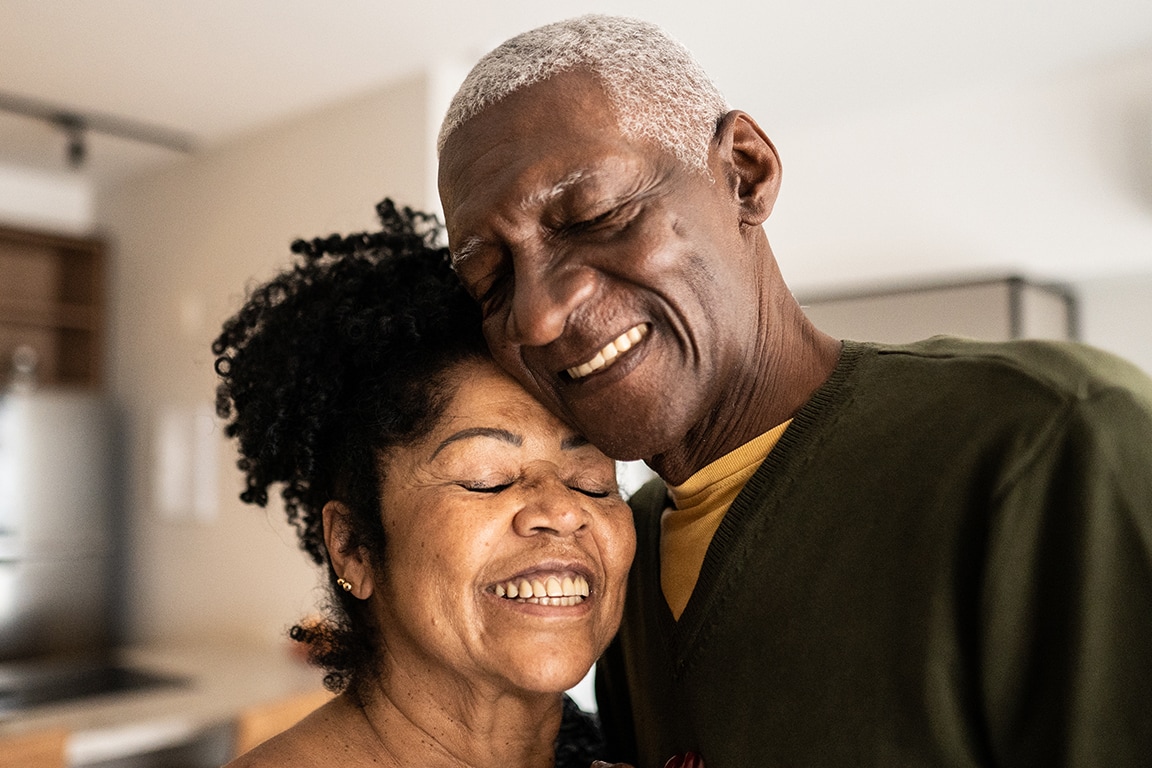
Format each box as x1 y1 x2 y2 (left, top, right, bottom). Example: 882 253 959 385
349 665 565 768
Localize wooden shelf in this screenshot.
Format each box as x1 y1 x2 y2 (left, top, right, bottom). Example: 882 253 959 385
0 225 105 390
0 301 100 330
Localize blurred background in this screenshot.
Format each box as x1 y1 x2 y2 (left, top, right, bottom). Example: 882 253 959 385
1 1 1150 765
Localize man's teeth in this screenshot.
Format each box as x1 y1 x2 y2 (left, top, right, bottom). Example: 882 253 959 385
566 325 648 380
495 574 590 606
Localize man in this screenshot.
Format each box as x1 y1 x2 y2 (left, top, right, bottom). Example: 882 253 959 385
437 15 1152 767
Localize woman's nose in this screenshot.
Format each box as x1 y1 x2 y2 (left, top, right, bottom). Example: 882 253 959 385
506 259 596 348
511 476 591 537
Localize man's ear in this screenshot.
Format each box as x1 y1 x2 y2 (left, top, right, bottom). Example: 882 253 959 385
712 110 782 225
322 500 375 600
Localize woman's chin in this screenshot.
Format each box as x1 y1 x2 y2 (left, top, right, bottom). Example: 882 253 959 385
499 656 597 697
475 615 609 696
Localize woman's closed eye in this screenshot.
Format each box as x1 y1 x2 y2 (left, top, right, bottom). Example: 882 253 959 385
569 484 612 499
461 481 513 494
458 480 613 498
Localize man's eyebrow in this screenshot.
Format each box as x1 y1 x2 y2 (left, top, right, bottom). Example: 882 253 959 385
521 169 588 210
450 171 596 270
449 236 485 270
561 434 591 450
431 427 521 459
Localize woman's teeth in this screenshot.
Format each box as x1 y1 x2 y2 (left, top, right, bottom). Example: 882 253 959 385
566 325 648 380
495 574 590 606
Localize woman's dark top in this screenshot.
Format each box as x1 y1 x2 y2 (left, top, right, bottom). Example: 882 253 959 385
555 694 607 768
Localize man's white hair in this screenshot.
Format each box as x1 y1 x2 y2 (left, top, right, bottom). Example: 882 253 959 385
437 14 730 172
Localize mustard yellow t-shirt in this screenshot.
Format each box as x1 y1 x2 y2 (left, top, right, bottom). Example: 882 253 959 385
661 421 791 619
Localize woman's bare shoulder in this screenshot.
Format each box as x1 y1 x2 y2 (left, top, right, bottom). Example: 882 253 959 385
226 695 372 768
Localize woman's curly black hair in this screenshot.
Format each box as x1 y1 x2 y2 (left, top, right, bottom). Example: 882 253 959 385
212 199 486 697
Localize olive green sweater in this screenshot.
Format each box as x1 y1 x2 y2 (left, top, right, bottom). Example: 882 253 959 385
597 338 1152 767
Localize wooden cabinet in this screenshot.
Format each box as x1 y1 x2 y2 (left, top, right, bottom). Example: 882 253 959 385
0 226 104 390
233 689 333 758
0 727 68 768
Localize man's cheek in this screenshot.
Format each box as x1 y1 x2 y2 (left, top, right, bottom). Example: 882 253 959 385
484 336 533 383
480 319 507 352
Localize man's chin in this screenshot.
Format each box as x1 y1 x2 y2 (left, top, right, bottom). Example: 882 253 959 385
575 420 681 465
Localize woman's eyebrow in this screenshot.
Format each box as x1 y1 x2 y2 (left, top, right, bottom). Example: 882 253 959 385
430 427 521 459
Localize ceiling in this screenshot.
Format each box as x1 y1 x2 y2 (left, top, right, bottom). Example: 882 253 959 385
3 0 1152 185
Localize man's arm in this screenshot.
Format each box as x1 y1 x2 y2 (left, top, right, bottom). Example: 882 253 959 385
980 384 1152 766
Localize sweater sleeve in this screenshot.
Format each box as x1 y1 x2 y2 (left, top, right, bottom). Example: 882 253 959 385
979 383 1152 766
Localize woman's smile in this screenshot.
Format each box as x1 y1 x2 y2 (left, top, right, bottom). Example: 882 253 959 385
492 572 590 604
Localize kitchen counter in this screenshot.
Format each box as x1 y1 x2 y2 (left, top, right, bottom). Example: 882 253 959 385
0 643 328 766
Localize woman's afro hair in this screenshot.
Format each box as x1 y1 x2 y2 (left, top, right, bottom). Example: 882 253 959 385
211 199 486 693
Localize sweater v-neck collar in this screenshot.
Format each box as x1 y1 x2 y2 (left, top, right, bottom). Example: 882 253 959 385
653 341 868 674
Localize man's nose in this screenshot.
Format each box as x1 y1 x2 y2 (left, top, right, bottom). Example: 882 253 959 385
506 258 596 348
511 476 591 537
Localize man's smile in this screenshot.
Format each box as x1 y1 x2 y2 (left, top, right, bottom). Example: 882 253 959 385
565 323 650 380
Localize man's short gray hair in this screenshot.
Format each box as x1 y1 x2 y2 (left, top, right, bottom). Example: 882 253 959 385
437 14 730 172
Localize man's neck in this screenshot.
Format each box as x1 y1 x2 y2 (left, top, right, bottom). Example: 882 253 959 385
649 304 841 486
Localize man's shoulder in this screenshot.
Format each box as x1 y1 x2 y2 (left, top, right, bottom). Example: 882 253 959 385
861 336 1152 404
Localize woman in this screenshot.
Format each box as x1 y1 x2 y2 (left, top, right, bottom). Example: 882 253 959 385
212 201 636 767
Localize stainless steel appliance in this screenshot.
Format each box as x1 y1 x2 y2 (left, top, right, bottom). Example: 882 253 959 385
0 388 118 661
0 385 188 722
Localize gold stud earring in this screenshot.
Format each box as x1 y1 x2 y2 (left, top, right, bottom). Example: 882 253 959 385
336 578 352 593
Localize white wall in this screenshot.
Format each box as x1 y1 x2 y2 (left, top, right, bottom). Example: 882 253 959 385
769 50 1152 290
94 73 434 647
1077 273 1152 374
